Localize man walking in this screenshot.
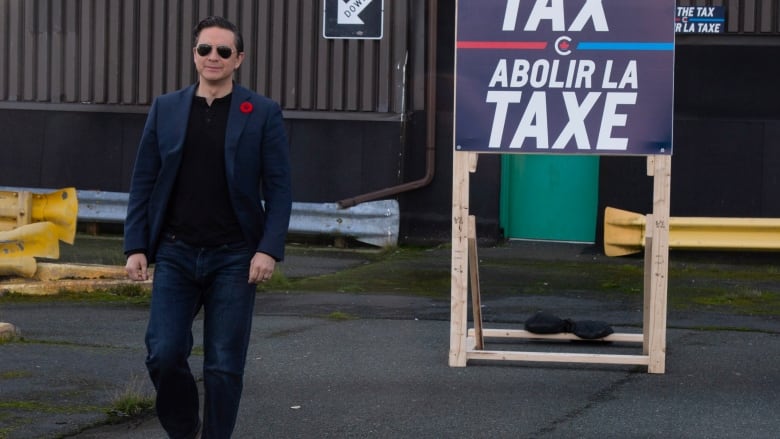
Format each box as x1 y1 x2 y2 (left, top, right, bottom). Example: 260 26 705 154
124 16 292 438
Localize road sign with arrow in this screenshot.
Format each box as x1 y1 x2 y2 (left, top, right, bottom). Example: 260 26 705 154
323 0 384 39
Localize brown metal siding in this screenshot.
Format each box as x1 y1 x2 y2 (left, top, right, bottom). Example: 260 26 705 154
677 0 780 33
0 0 411 114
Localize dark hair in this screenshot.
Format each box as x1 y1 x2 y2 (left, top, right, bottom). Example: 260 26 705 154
192 16 244 53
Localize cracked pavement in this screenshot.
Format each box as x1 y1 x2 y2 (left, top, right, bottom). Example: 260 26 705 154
2 242 779 438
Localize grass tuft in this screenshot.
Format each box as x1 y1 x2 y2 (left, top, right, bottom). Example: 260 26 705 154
326 311 359 321
0 370 32 379
106 375 155 422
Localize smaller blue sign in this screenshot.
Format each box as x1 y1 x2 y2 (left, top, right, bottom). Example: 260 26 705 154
675 6 725 34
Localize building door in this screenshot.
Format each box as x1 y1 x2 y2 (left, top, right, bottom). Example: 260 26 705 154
500 155 600 242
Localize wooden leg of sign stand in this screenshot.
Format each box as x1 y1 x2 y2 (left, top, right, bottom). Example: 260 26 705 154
449 151 475 367
468 215 484 350
450 153 672 373
645 155 671 373
643 217 654 357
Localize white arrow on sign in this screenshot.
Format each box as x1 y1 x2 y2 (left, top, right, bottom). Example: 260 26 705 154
338 0 374 25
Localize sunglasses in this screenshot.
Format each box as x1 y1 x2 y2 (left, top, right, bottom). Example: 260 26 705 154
195 44 235 59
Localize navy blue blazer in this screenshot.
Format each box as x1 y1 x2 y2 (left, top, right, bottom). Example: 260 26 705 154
123 83 292 262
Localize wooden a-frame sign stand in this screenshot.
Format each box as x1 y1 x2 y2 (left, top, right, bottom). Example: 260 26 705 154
449 152 672 374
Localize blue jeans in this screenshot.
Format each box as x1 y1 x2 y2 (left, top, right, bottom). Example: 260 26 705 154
145 234 257 439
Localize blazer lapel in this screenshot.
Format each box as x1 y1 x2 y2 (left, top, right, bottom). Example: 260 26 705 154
224 85 252 180
168 85 197 155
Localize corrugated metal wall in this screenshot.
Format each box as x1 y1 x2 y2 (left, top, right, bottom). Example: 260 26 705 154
0 0 412 114
677 0 780 33
1 1 778 113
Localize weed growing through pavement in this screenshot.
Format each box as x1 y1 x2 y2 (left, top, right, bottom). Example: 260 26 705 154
106 374 155 422
256 270 292 290
0 370 31 379
326 311 359 321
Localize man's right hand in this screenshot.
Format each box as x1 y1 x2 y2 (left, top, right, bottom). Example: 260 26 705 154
125 253 149 281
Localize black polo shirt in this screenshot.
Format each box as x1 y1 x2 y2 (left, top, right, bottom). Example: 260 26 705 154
164 93 244 246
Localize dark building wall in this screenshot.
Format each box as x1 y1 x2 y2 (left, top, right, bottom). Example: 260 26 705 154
0 109 406 206
287 119 404 203
671 43 780 218
674 45 780 120
0 109 145 191
397 2 502 245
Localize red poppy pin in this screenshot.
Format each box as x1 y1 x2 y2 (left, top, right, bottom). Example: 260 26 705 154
240 102 253 114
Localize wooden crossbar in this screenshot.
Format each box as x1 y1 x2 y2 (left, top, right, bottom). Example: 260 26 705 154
467 328 644 343
465 347 651 366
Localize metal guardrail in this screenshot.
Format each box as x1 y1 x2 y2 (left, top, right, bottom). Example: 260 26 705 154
0 187 399 247
604 206 780 257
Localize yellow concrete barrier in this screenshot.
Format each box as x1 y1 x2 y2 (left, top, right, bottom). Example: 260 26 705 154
0 256 37 278
604 207 780 256
0 263 151 296
0 222 61 277
0 222 61 258
0 187 78 244
0 188 78 278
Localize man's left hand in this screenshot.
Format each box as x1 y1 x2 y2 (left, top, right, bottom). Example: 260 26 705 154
249 252 276 284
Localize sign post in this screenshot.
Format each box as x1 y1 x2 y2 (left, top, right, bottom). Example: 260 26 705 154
451 0 675 373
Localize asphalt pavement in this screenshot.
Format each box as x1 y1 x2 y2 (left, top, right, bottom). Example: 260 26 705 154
1 241 779 439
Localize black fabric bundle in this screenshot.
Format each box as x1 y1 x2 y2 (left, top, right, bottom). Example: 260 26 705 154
524 311 614 340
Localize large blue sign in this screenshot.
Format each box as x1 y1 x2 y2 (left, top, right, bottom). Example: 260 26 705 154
455 0 675 155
